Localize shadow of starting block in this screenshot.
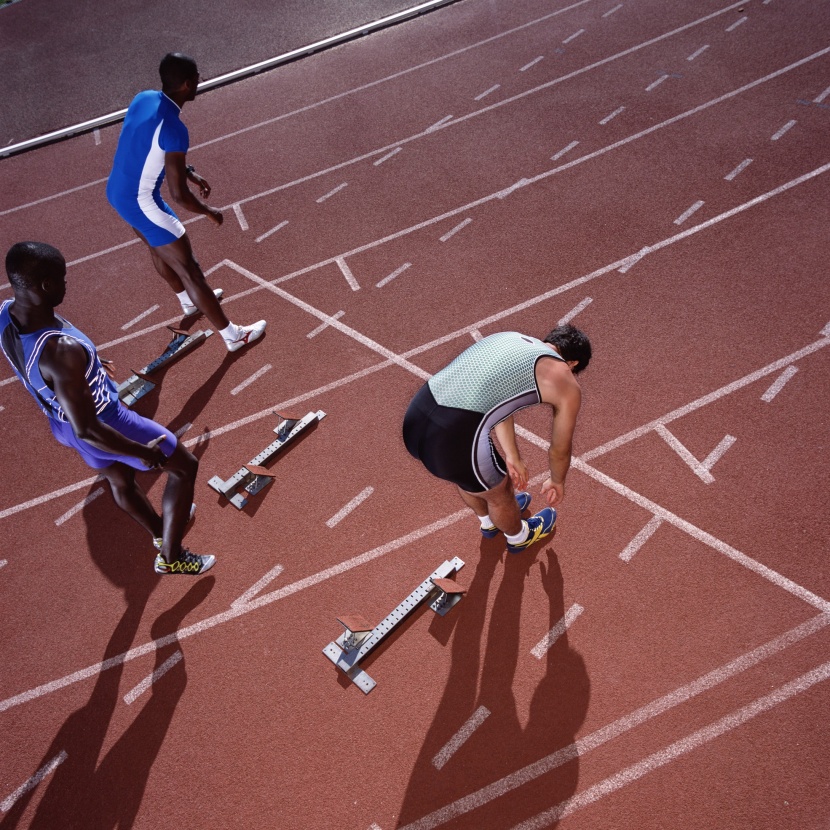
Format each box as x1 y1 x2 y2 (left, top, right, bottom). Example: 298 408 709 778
322 557 466 694
208 410 326 509
117 326 212 406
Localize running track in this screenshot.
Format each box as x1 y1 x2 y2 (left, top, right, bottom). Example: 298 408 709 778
1 0 829 827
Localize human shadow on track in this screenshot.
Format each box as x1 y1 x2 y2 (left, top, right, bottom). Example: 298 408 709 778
0 492 215 830
396 540 590 829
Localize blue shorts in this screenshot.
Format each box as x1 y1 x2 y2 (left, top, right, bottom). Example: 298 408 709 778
50 404 177 470
106 185 186 248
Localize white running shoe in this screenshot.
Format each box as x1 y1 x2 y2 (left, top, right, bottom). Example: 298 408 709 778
225 320 267 352
181 288 224 317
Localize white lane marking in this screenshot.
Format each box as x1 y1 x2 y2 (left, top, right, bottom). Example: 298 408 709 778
230 364 273 396
376 262 412 288
531 604 584 658
54 487 105 526
232 203 249 230
326 486 374 528
725 158 753 180
599 106 625 124
0 282 10 291
620 516 663 562
761 365 799 402
520 56 544 72
822 320 830 337
440 218 472 242
725 15 748 31
93 129 101 146
396 614 830 830
374 147 401 166
602 3 623 17
307 310 345 338
231 564 285 608
1 751 68 812
123 651 183 705
0 560 7 569
687 44 709 61
646 74 669 92
551 140 579 160
815 84 830 104
0 405 5 412
255 219 289 243
674 199 704 224
563 28 585 44
701 435 737 472
432 706 492 770
474 84 501 101
336 257 361 291
510 660 830 829
496 179 529 199
121 304 160 331
558 297 592 325
654 424 716 483
369 824 383 830
617 247 649 273
425 115 454 133
470 329 484 342
173 422 193 438
317 182 348 203
771 119 797 140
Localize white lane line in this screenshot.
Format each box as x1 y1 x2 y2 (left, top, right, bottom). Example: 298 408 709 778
673 199 704 224
326 486 374 528
620 516 663 562
815 84 830 104
602 3 623 17
599 106 625 124
374 147 402 166
317 182 348 203
432 706 492 770
369 824 383 830
307 310 345 338
336 257 361 291
231 564 285 608
0 560 7 569
470 329 484 342
558 297 592 325
531 604 584 658
121 304 160 331
0 282 10 291
474 84 501 101
174 422 193 438
397 613 830 830
440 218 472 242
701 435 737 472
654 424 716 483
761 365 799 402
232 203 249 230
617 247 649 273
376 262 412 288
93 129 101 146
1 751 68 812
495 179 529 199
771 119 797 140
563 28 585 44
724 158 753 180
54 487 106 526
646 74 669 92
520 56 544 72
687 44 709 61
551 140 579 160
425 115 454 133
255 219 289 243
510 660 830 829
725 15 748 31
230 364 273 396
123 651 183 705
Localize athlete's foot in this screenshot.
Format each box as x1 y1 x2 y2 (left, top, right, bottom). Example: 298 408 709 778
154 549 216 575
181 288 224 317
480 492 532 538
224 320 267 352
506 508 557 553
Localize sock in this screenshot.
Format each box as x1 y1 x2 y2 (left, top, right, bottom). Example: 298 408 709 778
176 290 192 309
219 322 240 343
505 521 529 545
478 514 494 529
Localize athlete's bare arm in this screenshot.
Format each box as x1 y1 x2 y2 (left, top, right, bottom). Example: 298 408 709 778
165 151 223 226
535 356 582 507
493 416 529 490
39 337 167 469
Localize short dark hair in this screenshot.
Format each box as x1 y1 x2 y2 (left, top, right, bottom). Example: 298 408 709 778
5 241 65 290
543 324 592 374
159 53 198 90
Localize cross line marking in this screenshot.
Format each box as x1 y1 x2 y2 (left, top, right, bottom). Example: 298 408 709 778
232 564 285 608
531 604 584 658
232 203 248 230
761 365 798 401
620 515 663 561
432 706 492 770
326 487 375 528
123 651 183 705
1 751 68 812
307 310 345 338
336 257 361 291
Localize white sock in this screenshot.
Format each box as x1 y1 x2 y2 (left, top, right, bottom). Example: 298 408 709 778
505 521 529 545
478 514 494 529
176 290 192 309
219 322 240 343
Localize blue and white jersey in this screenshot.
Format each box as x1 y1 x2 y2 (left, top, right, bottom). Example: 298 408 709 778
0 300 120 423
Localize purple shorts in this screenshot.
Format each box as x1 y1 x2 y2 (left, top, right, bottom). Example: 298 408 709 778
49 403 177 470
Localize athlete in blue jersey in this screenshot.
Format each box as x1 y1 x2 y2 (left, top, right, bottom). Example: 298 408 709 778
107 52 265 352
1 242 215 575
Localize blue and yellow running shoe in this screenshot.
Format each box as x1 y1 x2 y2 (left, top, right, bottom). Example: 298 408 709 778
480 491 532 538
506 508 557 553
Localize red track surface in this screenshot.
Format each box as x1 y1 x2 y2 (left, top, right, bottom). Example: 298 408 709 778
1 0 829 827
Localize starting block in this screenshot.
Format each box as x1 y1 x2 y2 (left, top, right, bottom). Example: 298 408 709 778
117 326 212 406
208 411 326 509
322 557 466 694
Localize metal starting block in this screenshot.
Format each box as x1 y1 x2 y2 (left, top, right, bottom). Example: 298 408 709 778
208 410 326 509
322 557 466 694
117 326 212 406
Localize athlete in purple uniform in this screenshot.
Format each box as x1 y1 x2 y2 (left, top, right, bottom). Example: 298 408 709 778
1 242 214 575
107 52 265 352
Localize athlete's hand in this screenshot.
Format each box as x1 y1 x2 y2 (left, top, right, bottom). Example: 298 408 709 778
207 207 224 226
143 436 168 470
541 477 564 507
191 173 211 198
100 358 117 380
506 457 529 490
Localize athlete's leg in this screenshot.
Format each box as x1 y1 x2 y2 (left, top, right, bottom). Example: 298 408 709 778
132 228 186 294
457 477 523 536
155 442 199 563
100 461 164 539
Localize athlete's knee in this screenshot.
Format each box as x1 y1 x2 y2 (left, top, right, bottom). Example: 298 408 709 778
166 444 198 479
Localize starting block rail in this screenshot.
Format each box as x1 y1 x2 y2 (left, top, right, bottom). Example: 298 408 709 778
322 557 466 694
208 410 326 509
117 326 212 406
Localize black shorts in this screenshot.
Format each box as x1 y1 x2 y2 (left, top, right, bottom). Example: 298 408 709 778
402 382 506 493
